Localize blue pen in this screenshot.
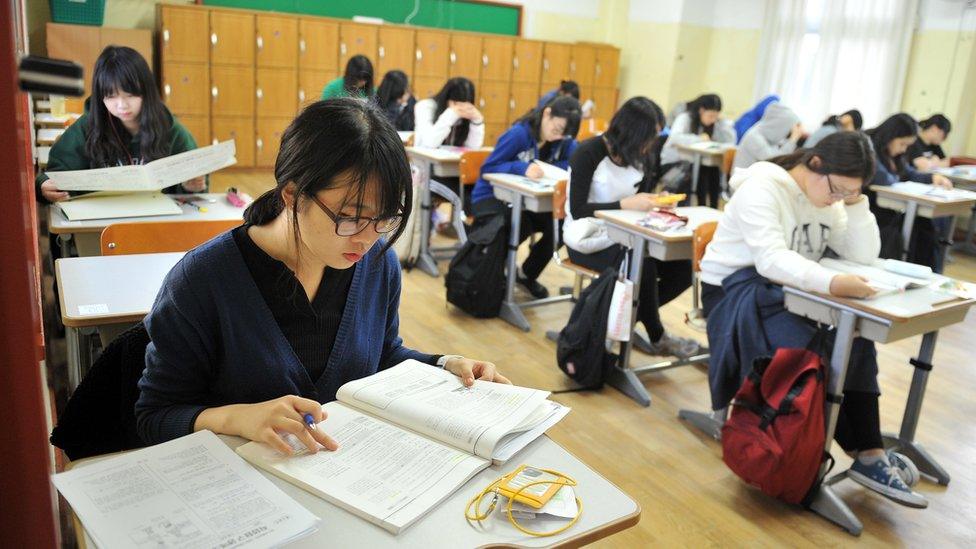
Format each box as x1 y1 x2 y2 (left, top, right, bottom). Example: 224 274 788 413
303 413 317 431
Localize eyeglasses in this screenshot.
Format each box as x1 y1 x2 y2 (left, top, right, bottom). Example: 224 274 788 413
825 174 861 201
311 195 404 236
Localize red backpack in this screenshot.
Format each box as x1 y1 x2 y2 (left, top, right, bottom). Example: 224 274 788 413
721 345 830 505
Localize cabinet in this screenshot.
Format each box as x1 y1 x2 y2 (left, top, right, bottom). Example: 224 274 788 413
594 47 620 88
570 45 596 89
481 37 513 83
159 6 208 64
449 34 482 81
511 39 542 84
541 43 571 88
299 70 336 105
413 76 444 103
298 19 339 72
509 81 539 124
484 123 507 147
176 115 210 148
478 80 509 128
210 11 254 66
256 14 298 69
378 27 415 80
212 117 254 167
211 65 255 117
590 87 618 119
256 68 297 118
256 117 292 167
414 30 449 79
339 23 377 66
161 62 209 116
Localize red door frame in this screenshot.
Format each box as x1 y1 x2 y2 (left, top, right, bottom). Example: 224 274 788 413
0 1 60 546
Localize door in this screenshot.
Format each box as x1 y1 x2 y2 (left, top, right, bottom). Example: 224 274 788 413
176 114 210 147
449 34 482 81
541 42 571 88
161 62 209 116
478 80 509 128
339 23 377 67
212 117 254 166
160 5 208 64
299 70 337 106
509 81 540 125
256 14 298 68
481 37 513 83
211 65 255 117
414 30 449 79
256 117 292 167
570 45 596 89
210 11 254 66
298 18 339 72
594 47 620 88
378 27 415 81
256 68 297 118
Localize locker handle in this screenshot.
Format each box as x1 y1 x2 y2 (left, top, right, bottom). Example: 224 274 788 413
256 138 263 150
299 39 306 53
211 33 217 46
164 84 171 96
570 61 576 73
379 45 385 59
450 51 456 64
479 97 485 108
298 89 305 102
482 54 488 67
509 98 515 110
256 88 263 100
543 59 549 71
211 86 218 100
212 138 219 146
340 43 347 56
595 63 601 76
513 56 518 70
256 35 263 50
163 29 170 43
415 48 423 61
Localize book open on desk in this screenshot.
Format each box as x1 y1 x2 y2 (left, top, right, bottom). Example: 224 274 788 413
890 181 976 201
236 360 570 534
819 258 932 298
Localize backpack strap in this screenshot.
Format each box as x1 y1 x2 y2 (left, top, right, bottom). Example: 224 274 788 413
758 370 816 431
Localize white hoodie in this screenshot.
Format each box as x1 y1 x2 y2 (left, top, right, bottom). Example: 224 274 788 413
700 161 880 293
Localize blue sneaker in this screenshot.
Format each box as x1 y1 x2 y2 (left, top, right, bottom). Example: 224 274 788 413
887 450 921 487
848 456 928 508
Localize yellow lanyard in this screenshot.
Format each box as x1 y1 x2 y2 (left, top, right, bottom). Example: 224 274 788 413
464 468 583 537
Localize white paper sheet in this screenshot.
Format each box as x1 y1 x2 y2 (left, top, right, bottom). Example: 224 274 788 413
57 192 182 221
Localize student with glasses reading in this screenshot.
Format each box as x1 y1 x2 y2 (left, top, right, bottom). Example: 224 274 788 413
136 99 509 455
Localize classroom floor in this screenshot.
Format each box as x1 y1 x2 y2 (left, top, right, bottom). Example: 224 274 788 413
43 170 976 547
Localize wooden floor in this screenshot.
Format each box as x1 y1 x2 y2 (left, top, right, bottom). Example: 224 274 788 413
174 171 976 545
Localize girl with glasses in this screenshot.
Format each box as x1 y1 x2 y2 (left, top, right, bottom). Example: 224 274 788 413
137 99 508 455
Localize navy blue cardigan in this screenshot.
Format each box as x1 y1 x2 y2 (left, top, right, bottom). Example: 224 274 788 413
136 231 436 444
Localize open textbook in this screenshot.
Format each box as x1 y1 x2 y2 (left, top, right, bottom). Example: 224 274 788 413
236 360 570 534
46 140 237 192
890 181 976 201
52 430 318 549
820 258 932 297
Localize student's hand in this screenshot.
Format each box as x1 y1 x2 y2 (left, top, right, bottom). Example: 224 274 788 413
460 103 483 123
525 163 545 180
40 180 69 202
789 123 804 142
182 176 206 193
209 395 340 455
444 357 512 386
699 133 711 140
620 193 660 211
829 274 876 299
933 174 953 189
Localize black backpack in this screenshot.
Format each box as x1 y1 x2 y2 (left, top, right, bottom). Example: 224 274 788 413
445 214 507 318
556 267 619 388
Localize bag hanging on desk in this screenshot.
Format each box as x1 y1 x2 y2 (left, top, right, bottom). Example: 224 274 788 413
445 214 507 318
392 162 426 268
606 277 633 342
556 267 619 389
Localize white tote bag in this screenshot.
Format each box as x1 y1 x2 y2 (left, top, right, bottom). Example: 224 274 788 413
606 278 633 342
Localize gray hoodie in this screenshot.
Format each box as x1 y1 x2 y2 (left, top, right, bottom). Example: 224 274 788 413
733 103 800 169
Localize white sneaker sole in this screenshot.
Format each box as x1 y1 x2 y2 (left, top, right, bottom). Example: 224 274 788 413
848 469 929 509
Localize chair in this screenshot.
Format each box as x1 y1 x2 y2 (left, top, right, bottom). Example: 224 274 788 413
551 179 601 297
719 148 737 201
685 221 718 331
456 150 492 223
100 219 242 255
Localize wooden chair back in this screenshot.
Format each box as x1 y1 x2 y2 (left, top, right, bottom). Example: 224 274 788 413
692 221 718 273
459 150 492 186
552 179 569 221
722 148 736 175
100 219 242 255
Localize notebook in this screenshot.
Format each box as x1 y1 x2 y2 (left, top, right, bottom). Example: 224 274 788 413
58 192 182 221
236 360 570 534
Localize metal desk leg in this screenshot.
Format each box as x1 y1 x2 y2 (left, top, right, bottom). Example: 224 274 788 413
65 326 82 391
900 201 918 262
882 331 949 485
678 407 726 440
58 232 72 258
690 154 702 206
719 168 730 202
808 310 863 536
938 216 956 273
956 203 976 255
499 197 531 332
605 243 652 407
415 159 440 277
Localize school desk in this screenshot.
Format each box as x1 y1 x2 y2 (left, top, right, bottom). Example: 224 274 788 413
675 142 735 204
37 127 65 146
38 145 50 168
934 166 976 255
34 112 79 127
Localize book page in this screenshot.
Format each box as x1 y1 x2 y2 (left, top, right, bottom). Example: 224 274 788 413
52 431 318 549
819 258 931 297
57 192 183 221
46 164 151 192
533 160 569 181
336 360 551 459
891 181 976 201
145 140 237 188
236 402 487 534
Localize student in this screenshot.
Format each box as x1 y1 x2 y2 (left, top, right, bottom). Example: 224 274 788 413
908 114 952 170
320 55 374 100
136 99 508 452
537 80 580 110
660 93 736 207
564 97 701 357
733 103 803 170
733 94 779 145
36 46 204 204
804 109 863 148
376 70 415 131
700 131 927 508
413 77 484 149
865 113 953 271
469 96 582 299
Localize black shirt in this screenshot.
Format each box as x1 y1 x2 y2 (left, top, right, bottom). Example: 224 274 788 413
568 136 651 219
906 139 946 163
232 225 354 382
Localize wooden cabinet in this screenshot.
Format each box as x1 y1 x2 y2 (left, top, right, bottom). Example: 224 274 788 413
162 62 209 116
481 37 512 83
413 76 444 102
450 34 482 81
299 70 336 105
511 39 542 84
176 114 210 147
211 65 255 117
594 47 620 88
159 5 208 64
590 87 618 119
570 45 596 88
298 19 339 72
478 80 509 127
256 14 298 68
46 23 151 94
210 11 254 66
339 23 377 66
414 30 449 79
484 123 507 147
212 117 254 167
378 27 415 80
256 68 297 117
541 43 571 88
255 117 292 167
509 81 539 124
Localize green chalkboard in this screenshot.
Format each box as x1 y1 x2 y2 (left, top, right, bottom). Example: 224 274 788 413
202 0 521 36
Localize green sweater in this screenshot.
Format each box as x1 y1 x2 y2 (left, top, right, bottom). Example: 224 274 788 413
320 77 373 100
36 102 199 204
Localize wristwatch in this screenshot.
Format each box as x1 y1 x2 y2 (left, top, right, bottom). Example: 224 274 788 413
437 355 464 368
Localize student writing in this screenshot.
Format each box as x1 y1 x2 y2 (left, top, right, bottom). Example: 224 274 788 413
907 114 952 171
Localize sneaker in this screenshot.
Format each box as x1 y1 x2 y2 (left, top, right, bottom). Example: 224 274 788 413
516 275 549 299
646 332 703 359
848 455 928 508
887 449 921 487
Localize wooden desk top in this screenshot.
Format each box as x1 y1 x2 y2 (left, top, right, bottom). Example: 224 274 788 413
675 141 735 158
55 252 184 328
784 283 975 324
405 146 492 163
484 173 557 198
935 166 976 185
595 207 723 242
48 193 245 234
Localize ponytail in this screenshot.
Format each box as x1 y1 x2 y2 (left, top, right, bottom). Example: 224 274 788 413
243 188 285 226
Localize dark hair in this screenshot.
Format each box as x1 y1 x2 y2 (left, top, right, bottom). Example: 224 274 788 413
244 99 410 254
432 77 476 146
603 96 665 172
515 95 582 142
768 131 875 183
865 113 918 170
376 70 408 108
86 46 170 168
822 109 863 130
343 55 374 97
558 80 580 100
686 93 722 135
919 114 951 135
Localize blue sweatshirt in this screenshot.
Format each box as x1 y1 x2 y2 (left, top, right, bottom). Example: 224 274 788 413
470 121 577 204
136 231 436 444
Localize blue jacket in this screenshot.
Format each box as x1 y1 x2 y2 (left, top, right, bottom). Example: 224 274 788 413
471 121 577 204
136 231 436 444
734 95 779 145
